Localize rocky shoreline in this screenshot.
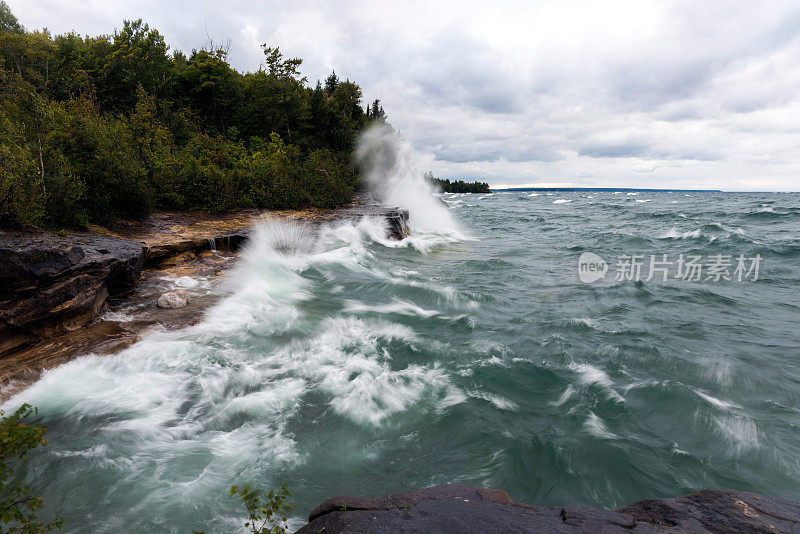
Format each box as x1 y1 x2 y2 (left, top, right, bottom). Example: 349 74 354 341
0 195 409 399
298 484 800 533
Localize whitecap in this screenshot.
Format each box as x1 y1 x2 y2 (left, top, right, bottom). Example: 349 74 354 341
469 340 512 356
566 317 599 329
568 362 625 403
694 389 740 410
568 362 614 388
660 227 701 239
584 412 617 439
467 389 519 411
343 298 440 318
550 385 576 407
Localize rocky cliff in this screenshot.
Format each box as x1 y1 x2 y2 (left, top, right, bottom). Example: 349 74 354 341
0 232 145 354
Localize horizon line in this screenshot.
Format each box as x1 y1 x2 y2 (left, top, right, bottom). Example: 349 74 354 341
485 187 800 193
489 186 723 192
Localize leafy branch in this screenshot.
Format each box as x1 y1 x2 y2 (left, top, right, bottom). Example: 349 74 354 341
229 484 291 534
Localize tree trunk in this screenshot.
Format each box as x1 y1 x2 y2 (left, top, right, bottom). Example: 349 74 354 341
37 133 46 195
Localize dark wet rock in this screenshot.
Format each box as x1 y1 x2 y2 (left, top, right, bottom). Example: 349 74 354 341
144 237 210 265
157 289 191 309
213 233 249 253
297 484 800 533
384 208 411 240
334 194 411 240
0 231 145 355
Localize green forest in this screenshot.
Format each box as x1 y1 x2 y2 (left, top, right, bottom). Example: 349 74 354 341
0 2 386 229
426 173 490 193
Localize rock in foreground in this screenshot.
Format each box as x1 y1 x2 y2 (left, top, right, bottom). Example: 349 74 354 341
157 289 191 309
297 484 800 533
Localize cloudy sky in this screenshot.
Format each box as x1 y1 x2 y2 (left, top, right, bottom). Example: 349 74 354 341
10 0 800 190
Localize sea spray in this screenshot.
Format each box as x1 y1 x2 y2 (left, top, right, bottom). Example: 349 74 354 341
357 124 460 234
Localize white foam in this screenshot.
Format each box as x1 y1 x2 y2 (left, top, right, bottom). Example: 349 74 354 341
551 385 576 407
568 362 625 403
467 389 519 411
660 227 701 239
584 412 617 439
174 276 200 289
569 362 613 388
469 340 512 357
567 317 599 329
101 310 139 322
553 199 573 204
695 389 740 410
343 298 440 318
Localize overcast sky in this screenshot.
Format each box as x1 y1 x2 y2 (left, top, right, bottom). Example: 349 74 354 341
10 0 800 190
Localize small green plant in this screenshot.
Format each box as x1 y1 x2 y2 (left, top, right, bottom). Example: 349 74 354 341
230 483 291 534
0 404 63 533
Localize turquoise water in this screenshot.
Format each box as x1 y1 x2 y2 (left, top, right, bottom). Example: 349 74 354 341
6 190 800 532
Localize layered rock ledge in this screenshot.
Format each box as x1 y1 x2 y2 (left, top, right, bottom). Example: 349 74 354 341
0 232 145 355
0 195 409 394
297 484 800 533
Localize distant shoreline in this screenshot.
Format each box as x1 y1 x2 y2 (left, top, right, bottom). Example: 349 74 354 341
490 187 723 192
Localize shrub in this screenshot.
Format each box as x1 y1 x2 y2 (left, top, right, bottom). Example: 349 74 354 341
0 404 63 533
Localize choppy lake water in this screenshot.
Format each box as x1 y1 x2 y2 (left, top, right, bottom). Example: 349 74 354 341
6 189 800 533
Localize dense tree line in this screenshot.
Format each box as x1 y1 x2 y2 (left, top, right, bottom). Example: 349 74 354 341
0 3 387 228
426 173 490 193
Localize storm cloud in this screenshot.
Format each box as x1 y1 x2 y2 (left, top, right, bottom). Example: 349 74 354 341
11 0 800 190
